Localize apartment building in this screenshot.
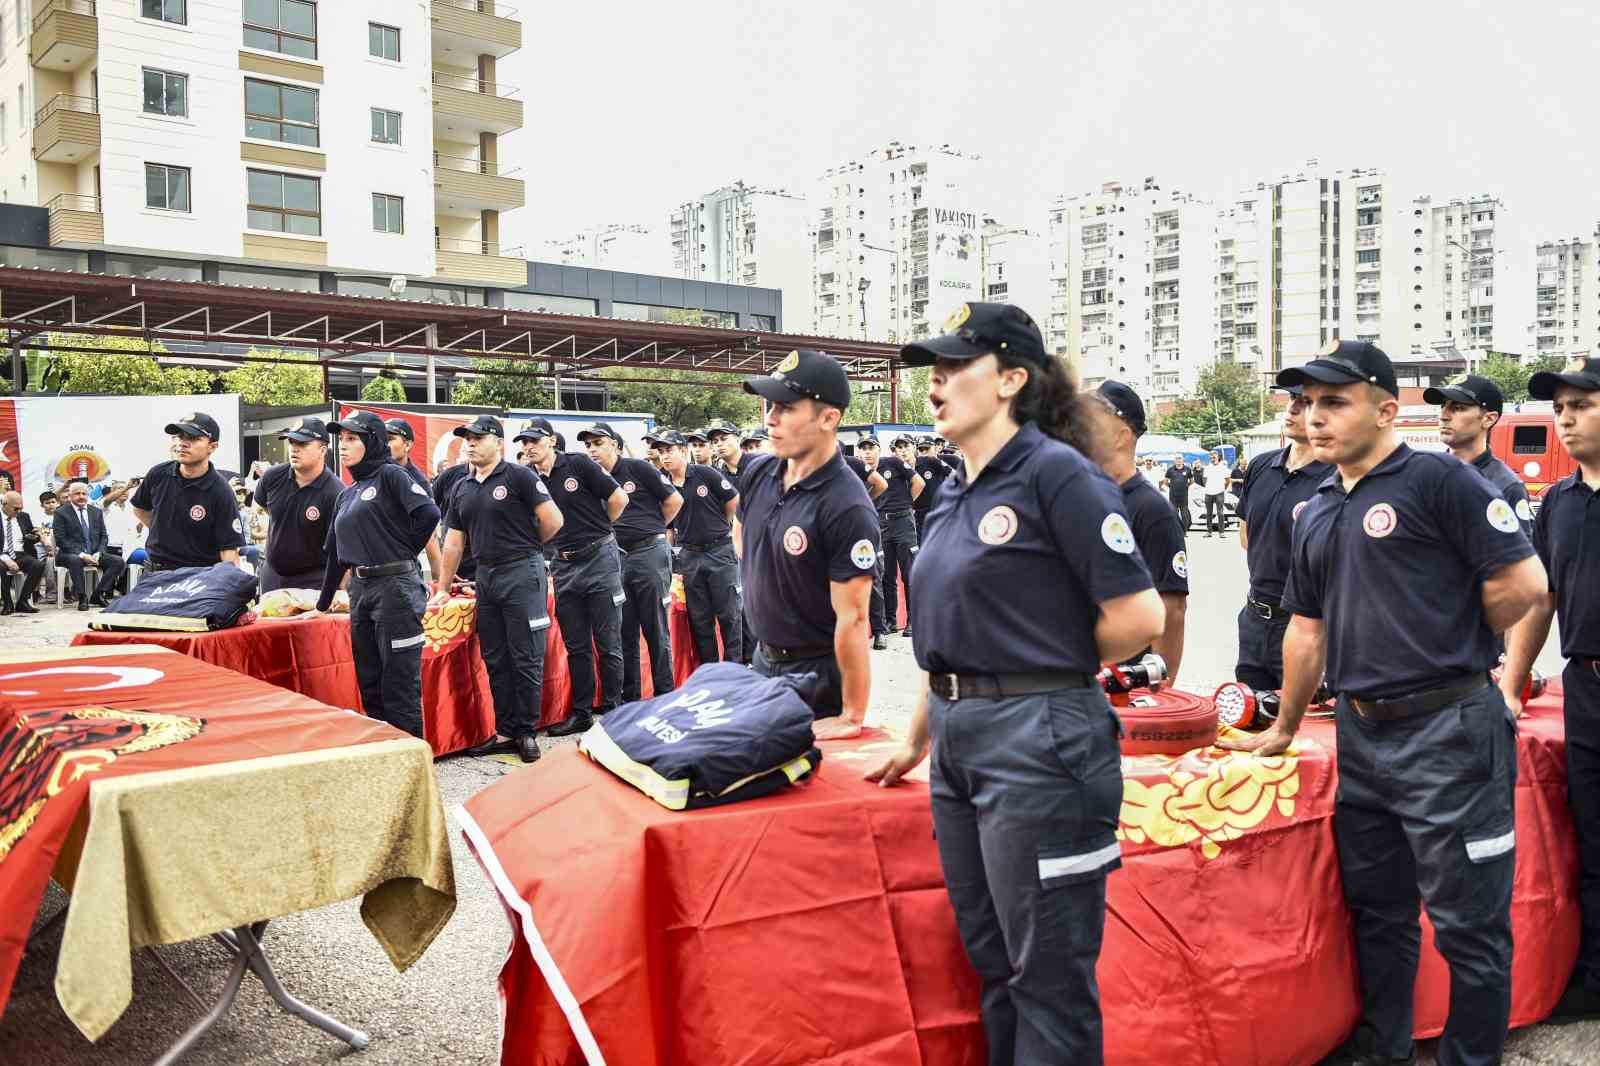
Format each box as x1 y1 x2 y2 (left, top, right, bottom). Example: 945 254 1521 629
0 0 524 285
1413 194 1503 354
1047 178 1214 407
670 182 811 333
811 141 987 343
545 223 669 276
1534 227 1599 359
978 219 1049 324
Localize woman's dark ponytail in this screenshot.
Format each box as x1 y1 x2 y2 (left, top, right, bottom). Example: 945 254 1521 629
999 351 1094 452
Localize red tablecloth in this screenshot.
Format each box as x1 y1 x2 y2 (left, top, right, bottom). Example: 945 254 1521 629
73 601 495 758
460 686 1580 1066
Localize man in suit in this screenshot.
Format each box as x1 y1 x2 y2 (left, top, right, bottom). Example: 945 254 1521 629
0 491 44 614
53 479 125 610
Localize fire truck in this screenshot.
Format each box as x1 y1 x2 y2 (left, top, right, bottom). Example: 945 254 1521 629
1489 406 1575 511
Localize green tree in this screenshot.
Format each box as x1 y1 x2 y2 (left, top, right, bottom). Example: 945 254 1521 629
598 368 758 429
222 348 325 406
449 358 552 409
1476 353 1566 405
45 332 215 395
1155 360 1266 449
843 366 933 426
360 357 408 403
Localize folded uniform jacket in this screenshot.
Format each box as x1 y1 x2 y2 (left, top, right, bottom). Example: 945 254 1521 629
580 661 822 810
93 564 259 632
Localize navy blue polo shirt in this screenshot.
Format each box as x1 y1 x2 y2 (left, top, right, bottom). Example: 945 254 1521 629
328 464 439 566
433 463 470 529
1122 474 1188 595
610 457 677 542
737 451 881 650
844 455 873 487
1281 444 1535 699
1471 448 1533 537
914 455 952 512
1237 446 1333 605
671 463 738 546
542 451 619 551
1532 475 1600 658
400 462 429 490
909 422 1155 675
131 460 246 567
1164 463 1192 506
447 461 551 562
253 462 342 576
874 456 915 513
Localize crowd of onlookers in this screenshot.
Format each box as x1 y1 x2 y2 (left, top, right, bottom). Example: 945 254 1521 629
1134 450 1251 536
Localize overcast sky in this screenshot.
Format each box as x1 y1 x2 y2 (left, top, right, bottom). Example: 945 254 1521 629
501 0 1600 343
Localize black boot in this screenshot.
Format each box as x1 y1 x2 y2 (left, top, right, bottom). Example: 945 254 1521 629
1546 976 1600 1024
545 710 594 738
515 735 542 764
77 596 90 612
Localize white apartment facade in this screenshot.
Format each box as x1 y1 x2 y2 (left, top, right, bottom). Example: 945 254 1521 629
1534 227 1599 359
545 223 668 276
0 0 525 286
811 141 986 344
1048 179 1214 407
979 219 1049 325
670 182 811 333
1413 194 1503 355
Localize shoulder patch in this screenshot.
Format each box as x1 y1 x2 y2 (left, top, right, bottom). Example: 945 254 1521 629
1172 550 1188 579
410 482 427 496
1514 498 1533 522
1487 498 1520 534
1101 513 1135 554
850 538 877 570
720 478 732 491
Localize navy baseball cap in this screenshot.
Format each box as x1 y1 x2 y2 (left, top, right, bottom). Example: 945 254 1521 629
576 421 620 444
681 428 708 443
165 411 222 441
743 349 852 410
703 420 739 440
1096 380 1148 436
279 416 328 443
453 414 504 438
740 427 769 443
384 418 415 442
1529 356 1600 400
900 302 1048 368
332 410 386 438
652 429 689 447
513 417 556 443
891 434 917 448
1424 373 1504 414
857 434 881 448
1276 340 1399 398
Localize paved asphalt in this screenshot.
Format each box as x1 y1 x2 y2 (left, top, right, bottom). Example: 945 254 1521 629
0 532 1593 1065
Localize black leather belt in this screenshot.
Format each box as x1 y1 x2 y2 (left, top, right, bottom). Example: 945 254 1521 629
1572 657 1600 679
480 552 533 567
930 670 1095 701
556 534 614 562
1346 674 1489 721
142 561 176 573
681 536 731 552
761 642 834 663
618 534 666 552
1249 599 1289 622
353 559 419 579
880 509 912 521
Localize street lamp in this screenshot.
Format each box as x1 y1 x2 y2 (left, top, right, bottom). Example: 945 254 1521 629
861 241 901 343
1446 237 1502 370
857 277 872 340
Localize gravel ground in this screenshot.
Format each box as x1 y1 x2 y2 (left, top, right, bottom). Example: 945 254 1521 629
1 535 1595 1065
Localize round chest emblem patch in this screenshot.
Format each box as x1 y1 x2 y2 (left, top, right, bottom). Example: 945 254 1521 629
360 487 378 502
1486 498 1520 534
563 477 578 493
623 481 636 493
305 505 321 521
188 505 206 521
492 485 508 501
850 538 877 570
1292 500 1309 521
977 505 1018 546
783 525 808 555
1363 503 1397 538
1172 550 1188 579
696 484 709 497
1100 513 1135 554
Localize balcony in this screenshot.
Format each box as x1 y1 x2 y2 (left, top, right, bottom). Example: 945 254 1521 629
431 0 520 60
432 70 522 138
45 192 101 246
32 94 99 163
435 235 526 286
31 0 96 71
434 153 524 216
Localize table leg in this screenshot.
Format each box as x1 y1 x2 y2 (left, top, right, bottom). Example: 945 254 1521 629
148 940 251 1066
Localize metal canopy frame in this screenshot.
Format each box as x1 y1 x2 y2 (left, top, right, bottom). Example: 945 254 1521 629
0 266 904 412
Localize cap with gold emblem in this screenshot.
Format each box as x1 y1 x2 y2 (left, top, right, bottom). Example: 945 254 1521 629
278 415 329 443
1423 373 1504 414
742 348 852 409
164 411 222 441
899 301 1049 368
1275 339 1398 398
1529 355 1600 400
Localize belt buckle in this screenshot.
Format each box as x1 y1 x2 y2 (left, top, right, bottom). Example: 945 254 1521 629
940 673 960 700
1252 601 1273 621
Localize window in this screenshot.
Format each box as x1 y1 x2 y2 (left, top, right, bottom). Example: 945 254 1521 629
247 168 320 235
141 0 186 25
370 107 400 144
243 0 317 59
1512 425 1547 455
372 193 403 234
142 68 188 118
144 163 191 212
368 22 399 61
245 78 318 146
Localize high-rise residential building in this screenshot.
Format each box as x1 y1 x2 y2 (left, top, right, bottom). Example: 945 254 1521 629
545 224 668 275
1047 179 1214 407
811 141 986 343
979 219 1050 323
1534 227 1600 359
1413 194 1503 355
0 0 526 285
670 182 812 333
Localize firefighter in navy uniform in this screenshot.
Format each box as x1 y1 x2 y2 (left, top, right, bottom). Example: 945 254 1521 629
431 457 476 586
655 430 742 665
131 411 246 573
845 442 892 648
310 411 442 739
1085 380 1189 684
1223 341 1547 1066
737 349 881 740
706 418 755 663
1233 385 1332 691
1501 355 1600 1024
858 434 924 638
913 435 953 538
517 417 628 737
252 416 342 592
386 418 429 488
432 415 564 764
868 302 1164 1066
581 421 683 702
1426 373 1533 537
